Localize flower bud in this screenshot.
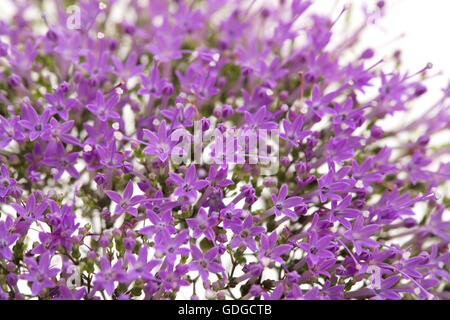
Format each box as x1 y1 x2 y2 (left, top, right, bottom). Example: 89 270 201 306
370 125 384 139
98 235 110 248
8 74 21 87
124 237 136 251
46 29 58 41
403 218 417 228
222 104 234 118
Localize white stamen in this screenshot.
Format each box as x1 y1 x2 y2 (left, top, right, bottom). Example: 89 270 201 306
261 257 271 267
115 87 123 95
432 188 442 200
83 145 93 152
98 2 107 10
152 118 160 126
300 105 308 114
281 104 289 111
402 251 411 259
50 168 58 175
153 15 164 28
112 122 120 130
209 61 216 67
362 210 370 218
266 89 273 96
355 180 364 188
414 287 421 295
114 131 123 140
97 32 105 39
205 290 216 299
438 261 444 269
212 53 220 62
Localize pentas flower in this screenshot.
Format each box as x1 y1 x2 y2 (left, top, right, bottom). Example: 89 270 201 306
91 257 127 297
299 232 335 265
11 193 47 221
154 229 189 264
343 216 381 255
45 88 78 121
271 184 304 219
23 252 59 295
280 114 312 147
105 180 146 217
169 165 208 202
112 52 144 82
19 105 50 141
41 142 79 181
86 91 120 122
138 61 168 98
258 231 291 265
41 118 81 147
158 263 190 292
188 244 224 289
139 209 177 243
0 165 16 198
142 120 179 162
304 84 337 119
0 220 19 260
230 215 265 252
186 208 217 241
125 245 160 281
0 115 25 148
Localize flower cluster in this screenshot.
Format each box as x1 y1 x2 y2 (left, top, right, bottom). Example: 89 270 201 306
0 0 449 300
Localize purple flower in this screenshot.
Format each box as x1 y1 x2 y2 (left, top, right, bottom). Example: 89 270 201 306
41 142 79 180
158 263 190 292
0 164 16 197
271 184 304 219
11 193 48 221
142 120 179 162
91 257 127 296
0 220 19 260
230 214 265 252
304 84 337 119
24 252 60 295
219 204 243 229
125 245 160 281
112 52 144 82
186 208 217 241
154 229 190 264
139 209 176 243
55 286 86 300
45 88 79 121
19 105 50 141
258 231 291 265
86 91 120 122
329 195 361 229
138 61 168 98
169 165 208 201
188 244 224 289
105 180 146 217
280 114 312 147
300 232 335 265
343 215 381 254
